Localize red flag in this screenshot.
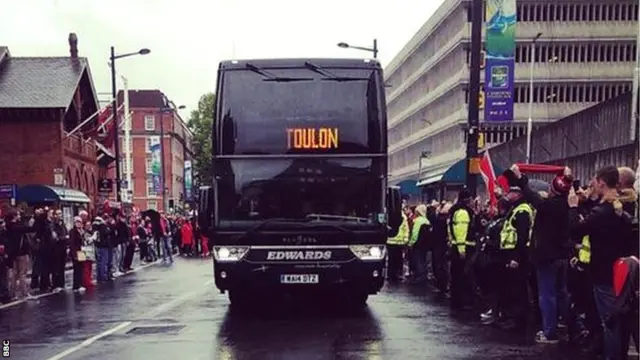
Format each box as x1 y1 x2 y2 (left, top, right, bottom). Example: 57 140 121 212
97 105 116 148
479 151 497 210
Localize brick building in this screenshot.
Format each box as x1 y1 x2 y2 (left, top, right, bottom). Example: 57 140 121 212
107 89 193 212
0 34 102 215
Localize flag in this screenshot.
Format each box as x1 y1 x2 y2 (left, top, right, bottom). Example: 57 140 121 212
479 150 497 211
97 105 116 148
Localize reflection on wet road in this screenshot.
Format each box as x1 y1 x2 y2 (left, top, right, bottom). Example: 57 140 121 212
0 258 617 359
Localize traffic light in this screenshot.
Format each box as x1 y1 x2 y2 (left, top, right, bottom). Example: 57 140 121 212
478 89 485 110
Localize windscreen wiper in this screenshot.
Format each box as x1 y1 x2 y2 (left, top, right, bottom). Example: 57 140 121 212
306 213 371 223
241 218 308 238
245 63 313 82
303 61 369 82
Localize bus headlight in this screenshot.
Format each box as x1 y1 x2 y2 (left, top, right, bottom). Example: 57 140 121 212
213 246 249 262
350 245 386 261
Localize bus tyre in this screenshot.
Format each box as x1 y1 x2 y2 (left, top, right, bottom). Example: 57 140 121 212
349 292 369 309
228 290 249 309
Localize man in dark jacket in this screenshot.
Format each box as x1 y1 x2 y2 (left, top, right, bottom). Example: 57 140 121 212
510 164 573 343
51 210 69 292
569 165 629 360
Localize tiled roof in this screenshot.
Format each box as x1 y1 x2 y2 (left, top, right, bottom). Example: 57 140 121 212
117 89 165 108
0 56 89 108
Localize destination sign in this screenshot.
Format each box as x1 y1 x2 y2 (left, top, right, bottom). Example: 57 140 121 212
286 128 339 149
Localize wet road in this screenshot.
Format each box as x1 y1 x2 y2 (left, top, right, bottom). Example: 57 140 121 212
0 258 628 360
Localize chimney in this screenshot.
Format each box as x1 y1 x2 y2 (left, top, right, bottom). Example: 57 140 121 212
68 33 78 58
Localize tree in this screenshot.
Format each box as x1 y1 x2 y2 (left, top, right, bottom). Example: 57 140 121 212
187 92 215 186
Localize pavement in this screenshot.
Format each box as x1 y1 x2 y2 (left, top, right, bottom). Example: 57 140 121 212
0 258 636 360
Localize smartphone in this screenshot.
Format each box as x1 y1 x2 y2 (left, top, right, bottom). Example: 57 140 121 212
573 180 581 191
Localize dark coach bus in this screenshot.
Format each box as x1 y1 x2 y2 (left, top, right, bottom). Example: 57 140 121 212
198 58 401 308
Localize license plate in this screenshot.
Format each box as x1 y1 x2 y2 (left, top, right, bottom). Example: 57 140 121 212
280 274 319 284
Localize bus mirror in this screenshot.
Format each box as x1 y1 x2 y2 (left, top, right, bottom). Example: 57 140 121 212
197 186 211 231
387 186 402 237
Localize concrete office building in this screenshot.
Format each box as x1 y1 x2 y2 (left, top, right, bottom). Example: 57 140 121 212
385 0 638 198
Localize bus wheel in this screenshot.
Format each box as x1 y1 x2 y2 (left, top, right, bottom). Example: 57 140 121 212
348 292 369 309
228 290 249 309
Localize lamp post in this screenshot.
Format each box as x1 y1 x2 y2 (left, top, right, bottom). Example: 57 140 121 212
110 46 150 202
525 32 542 164
159 96 185 212
337 39 378 58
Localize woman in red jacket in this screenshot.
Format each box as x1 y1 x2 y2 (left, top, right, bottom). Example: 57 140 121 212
180 219 194 256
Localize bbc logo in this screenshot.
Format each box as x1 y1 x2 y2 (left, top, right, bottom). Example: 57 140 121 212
2 340 9 358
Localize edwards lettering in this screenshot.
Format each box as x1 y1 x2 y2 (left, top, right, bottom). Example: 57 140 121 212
286 128 338 149
266 251 332 261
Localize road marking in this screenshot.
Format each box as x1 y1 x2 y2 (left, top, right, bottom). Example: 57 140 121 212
0 260 161 311
145 279 215 318
44 278 215 360
44 321 133 360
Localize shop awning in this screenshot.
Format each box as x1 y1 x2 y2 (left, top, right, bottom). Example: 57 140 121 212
416 174 443 187
17 185 91 204
417 158 505 187
395 179 420 196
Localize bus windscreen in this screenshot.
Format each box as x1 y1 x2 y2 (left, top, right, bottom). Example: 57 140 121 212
218 68 383 155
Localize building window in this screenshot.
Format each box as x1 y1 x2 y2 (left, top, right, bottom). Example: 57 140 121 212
144 114 155 131
146 156 153 173
146 137 153 153
147 178 157 197
147 200 157 210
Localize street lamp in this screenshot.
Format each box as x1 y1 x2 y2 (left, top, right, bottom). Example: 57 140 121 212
110 46 150 202
337 39 378 59
159 97 186 212
525 32 542 164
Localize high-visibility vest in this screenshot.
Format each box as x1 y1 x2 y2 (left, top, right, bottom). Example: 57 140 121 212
387 214 409 246
500 203 534 250
578 235 591 263
409 216 429 247
448 208 475 254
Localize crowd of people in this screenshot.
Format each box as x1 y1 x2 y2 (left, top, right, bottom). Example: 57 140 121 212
0 207 210 304
388 163 639 360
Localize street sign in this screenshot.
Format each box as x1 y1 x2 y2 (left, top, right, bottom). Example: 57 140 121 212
0 184 16 199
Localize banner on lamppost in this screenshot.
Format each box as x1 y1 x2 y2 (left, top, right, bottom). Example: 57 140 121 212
484 0 516 122
149 136 162 195
184 160 193 201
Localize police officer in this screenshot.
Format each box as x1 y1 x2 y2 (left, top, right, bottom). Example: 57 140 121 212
387 209 409 282
448 188 476 310
497 186 533 330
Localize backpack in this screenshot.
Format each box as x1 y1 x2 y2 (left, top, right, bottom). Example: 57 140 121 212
609 256 639 326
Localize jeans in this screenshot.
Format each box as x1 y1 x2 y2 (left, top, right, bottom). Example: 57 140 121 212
593 284 622 360
536 259 571 339
96 247 110 281
112 244 123 273
161 236 173 263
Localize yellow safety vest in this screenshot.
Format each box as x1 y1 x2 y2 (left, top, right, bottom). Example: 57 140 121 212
578 235 591 263
387 214 409 246
409 216 430 246
448 208 475 254
500 203 534 250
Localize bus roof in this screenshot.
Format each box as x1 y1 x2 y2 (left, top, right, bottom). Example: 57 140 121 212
218 58 381 70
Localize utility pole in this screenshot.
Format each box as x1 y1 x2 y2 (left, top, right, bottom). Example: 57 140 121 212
110 46 122 202
465 0 483 196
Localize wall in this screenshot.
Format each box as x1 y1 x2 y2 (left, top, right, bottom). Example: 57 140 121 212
0 114 63 185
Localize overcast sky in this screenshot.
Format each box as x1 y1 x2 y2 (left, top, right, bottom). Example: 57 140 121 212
2 0 443 119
